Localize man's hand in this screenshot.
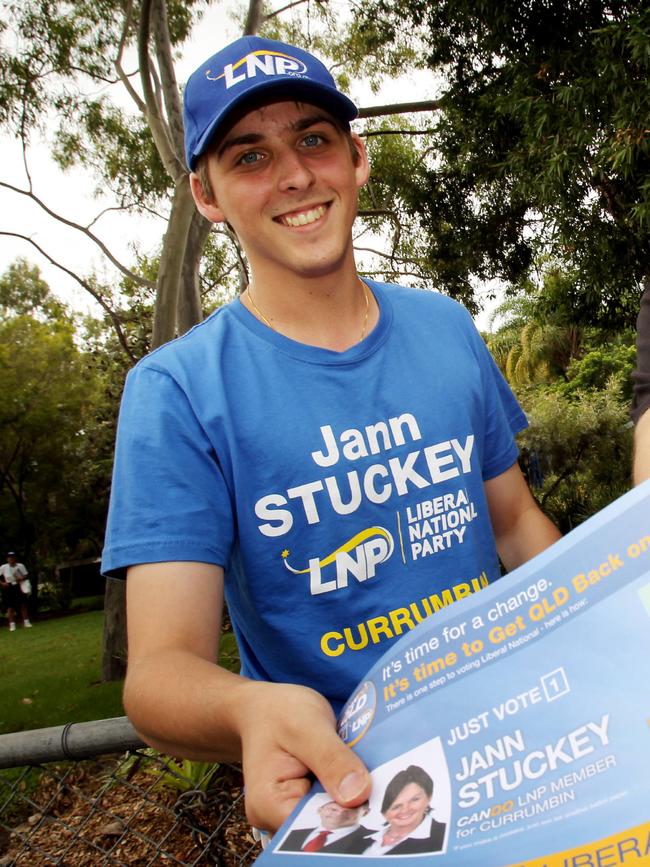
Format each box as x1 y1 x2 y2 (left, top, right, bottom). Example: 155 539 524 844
124 562 371 835
237 681 371 833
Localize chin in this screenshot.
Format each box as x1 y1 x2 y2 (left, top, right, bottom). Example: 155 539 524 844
295 255 348 278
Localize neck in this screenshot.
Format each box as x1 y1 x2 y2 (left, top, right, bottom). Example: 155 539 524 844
243 268 376 351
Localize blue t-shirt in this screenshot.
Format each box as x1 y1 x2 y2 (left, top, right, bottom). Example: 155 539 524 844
102 281 526 710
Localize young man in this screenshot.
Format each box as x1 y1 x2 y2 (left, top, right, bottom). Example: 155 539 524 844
0 552 32 631
101 36 560 834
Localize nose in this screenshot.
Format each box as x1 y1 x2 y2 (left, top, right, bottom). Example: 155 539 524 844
275 147 315 192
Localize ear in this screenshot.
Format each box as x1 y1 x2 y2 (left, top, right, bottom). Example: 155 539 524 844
351 133 370 189
189 172 227 224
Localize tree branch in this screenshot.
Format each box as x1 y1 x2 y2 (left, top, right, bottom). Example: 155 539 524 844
358 266 429 281
86 202 164 231
0 438 22 483
0 462 23 519
148 51 166 122
354 245 428 268
244 0 265 35
361 128 437 137
225 226 249 292
265 0 310 21
19 127 33 192
114 0 147 113
0 232 136 362
357 100 442 119
200 261 240 298
151 0 185 161
0 181 152 288
358 207 402 219
358 207 403 251
540 447 586 510
67 66 124 85
138 0 185 182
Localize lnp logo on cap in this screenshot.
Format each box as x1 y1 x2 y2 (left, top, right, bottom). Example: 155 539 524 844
206 50 308 89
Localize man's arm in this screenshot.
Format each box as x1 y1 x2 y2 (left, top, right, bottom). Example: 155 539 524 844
632 282 650 485
633 409 650 485
123 561 371 833
484 462 561 571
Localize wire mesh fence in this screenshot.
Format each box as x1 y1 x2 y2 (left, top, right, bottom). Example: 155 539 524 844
0 718 262 866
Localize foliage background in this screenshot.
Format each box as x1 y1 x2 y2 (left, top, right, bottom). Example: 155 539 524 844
0 0 646 585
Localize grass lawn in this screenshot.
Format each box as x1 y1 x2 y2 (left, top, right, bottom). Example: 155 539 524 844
0 609 243 830
0 610 125 735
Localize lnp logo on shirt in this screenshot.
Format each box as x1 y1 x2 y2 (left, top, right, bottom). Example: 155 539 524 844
283 526 394 596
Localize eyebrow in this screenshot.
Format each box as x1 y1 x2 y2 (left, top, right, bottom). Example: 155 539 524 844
216 113 338 160
217 132 264 160
293 113 337 132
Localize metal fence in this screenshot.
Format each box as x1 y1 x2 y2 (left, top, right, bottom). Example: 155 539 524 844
0 717 262 866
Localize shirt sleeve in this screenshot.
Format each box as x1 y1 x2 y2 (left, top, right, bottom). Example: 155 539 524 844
101 362 235 578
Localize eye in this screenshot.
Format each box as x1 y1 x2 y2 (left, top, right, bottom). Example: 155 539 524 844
302 132 324 148
237 150 263 166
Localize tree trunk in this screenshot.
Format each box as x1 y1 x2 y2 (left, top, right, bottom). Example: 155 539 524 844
177 210 212 334
151 174 198 348
244 0 264 34
102 578 127 681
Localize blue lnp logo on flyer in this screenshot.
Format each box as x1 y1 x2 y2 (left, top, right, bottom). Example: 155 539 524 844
338 680 376 747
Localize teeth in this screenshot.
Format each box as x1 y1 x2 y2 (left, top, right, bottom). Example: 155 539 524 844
281 205 326 227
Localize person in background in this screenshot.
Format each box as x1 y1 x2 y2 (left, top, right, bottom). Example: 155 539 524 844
632 283 650 484
0 552 32 631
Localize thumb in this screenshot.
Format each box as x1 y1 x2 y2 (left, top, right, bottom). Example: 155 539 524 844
302 724 372 808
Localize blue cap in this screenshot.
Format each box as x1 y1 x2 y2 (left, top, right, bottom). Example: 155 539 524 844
183 36 358 171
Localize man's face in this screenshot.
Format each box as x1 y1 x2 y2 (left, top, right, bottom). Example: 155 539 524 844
317 801 364 831
190 101 369 287
7 555 16 566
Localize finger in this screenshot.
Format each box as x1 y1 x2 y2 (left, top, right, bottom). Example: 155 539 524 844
237 682 371 831
243 747 310 831
245 771 312 832
291 719 371 808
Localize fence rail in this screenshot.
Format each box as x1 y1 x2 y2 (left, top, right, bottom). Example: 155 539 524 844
0 718 144 770
0 717 261 866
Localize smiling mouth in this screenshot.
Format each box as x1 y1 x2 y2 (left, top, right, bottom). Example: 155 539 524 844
277 204 327 227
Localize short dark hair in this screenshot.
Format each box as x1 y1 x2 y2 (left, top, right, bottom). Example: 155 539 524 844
381 765 433 814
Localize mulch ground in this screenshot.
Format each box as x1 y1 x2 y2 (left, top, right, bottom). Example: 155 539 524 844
1 758 262 866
